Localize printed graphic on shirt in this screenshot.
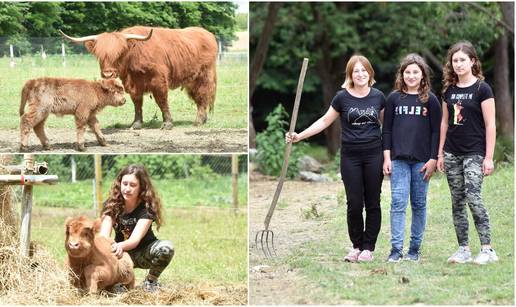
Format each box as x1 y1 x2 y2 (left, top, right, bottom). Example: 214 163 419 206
395 105 428 117
348 107 378 126
120 217 137 240
452 101 464 125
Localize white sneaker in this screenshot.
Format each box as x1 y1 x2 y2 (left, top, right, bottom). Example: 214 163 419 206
447 246 472 264
473 248 499 265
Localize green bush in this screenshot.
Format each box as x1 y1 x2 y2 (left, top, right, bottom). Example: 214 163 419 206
494 135 513 164
256 104 305 178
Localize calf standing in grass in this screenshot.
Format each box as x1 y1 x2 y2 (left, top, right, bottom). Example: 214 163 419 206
19 77 126 152
65 215 135 294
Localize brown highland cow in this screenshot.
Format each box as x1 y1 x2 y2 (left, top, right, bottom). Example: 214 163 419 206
60 26 218 129
19 77 126 152
65 216 135 294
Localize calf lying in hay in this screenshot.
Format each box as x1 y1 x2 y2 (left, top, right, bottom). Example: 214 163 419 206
65 216 135 294
19 77 126 152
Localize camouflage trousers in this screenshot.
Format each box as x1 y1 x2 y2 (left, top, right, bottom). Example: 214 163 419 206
129 239 174 279
444 152 491 246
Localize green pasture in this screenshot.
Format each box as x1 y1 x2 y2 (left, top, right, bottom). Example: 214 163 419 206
278 164 514 304
31 206 247 285
32 175 248 209
0 54 247 129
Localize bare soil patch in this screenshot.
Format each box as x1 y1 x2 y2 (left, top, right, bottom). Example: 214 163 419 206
0 127 247 153
249 171 345 304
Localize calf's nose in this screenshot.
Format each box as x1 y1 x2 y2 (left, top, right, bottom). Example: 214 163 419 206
68 241 80 249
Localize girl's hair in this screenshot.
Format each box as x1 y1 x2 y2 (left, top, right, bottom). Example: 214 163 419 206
442 41 484 96
394 53 432 103
342 55 376 89
102 164 163 230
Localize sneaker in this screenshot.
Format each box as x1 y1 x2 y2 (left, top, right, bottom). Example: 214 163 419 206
387 249 403 263
142 279 161 292
357 250 374 262
344 248 361 262
473 248 499 265
110 283 128 294
405 249 420 262
447 246 472 264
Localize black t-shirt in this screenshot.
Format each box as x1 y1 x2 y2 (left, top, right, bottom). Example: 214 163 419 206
330 87 385 149
382 91 441 162
114 202 158 251
444 80 494 156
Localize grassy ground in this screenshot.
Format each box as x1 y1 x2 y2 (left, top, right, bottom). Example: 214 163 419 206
0 54 247 129
30 205 247 286
32 175 248 209
280 163 514 304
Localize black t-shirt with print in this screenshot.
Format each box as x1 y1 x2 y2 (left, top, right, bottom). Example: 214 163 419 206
444 80 494 156
382 91 441 162
114 202 157 251
330 87 385 149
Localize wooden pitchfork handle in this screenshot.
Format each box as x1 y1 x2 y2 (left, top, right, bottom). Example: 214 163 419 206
263 58 309 230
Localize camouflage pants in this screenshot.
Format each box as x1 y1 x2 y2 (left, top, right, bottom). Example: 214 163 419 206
129 239 174 279
444 152 491 246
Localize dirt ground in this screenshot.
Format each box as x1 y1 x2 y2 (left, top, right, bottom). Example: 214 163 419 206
249 170 345 305
1 127 247 153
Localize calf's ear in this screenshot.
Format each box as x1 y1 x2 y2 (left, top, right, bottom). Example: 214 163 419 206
64 217 73 233
100 79 113 91
93 218 102 233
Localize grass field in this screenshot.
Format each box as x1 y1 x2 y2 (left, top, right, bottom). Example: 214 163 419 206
274 163 514 304
0 54 247 129
32 175 248 209
30 206 247 285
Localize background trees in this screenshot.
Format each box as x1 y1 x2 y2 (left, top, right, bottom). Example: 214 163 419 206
250 2 514 157
0 2 238 48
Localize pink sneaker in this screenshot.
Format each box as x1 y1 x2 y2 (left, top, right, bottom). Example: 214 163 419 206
357 250 374 262
344 248 361 262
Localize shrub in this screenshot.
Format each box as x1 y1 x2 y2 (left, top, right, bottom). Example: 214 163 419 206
255 104 305 178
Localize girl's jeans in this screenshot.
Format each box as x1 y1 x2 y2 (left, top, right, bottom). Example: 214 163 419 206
390 159 429 253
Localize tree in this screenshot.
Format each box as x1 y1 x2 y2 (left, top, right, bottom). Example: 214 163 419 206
249 2 282 148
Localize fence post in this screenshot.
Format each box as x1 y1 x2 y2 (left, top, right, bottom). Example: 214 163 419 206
62 43 66 67
71 156 77 183
9 44 15 68
94 155 103 216
231 154 238 212
20 154 34 257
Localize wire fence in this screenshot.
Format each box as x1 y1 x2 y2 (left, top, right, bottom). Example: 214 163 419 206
2 154 248 214
0 37 247 67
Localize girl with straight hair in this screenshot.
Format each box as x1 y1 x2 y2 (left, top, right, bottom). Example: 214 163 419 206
286 55 385 262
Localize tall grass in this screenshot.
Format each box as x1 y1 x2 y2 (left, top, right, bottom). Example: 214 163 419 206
281 164 514 304
0 54 247 129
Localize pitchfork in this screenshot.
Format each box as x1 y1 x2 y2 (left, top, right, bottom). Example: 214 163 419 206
255 58 309 258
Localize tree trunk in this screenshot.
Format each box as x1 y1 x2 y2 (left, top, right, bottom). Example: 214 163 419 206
249 2 282 148
493 2 514 138
311 3 348 157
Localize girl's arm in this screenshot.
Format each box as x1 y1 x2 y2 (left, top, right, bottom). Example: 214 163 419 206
420 97 442 180
481 98 496 176
99 215 113 238
286 106 339 143
437 101 449 172
112 219 153 258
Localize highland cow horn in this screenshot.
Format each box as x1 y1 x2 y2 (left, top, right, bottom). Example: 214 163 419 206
122 29 153 41
59 29 99 43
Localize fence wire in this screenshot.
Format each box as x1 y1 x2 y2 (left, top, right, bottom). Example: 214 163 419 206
2 154 248 212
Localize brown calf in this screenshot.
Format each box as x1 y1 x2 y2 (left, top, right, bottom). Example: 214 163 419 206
19 77 126 152
65 216 135 294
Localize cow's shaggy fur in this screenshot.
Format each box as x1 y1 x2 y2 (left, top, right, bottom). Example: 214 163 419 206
65 216 135 294
19 78 126 151
70 26 217 129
